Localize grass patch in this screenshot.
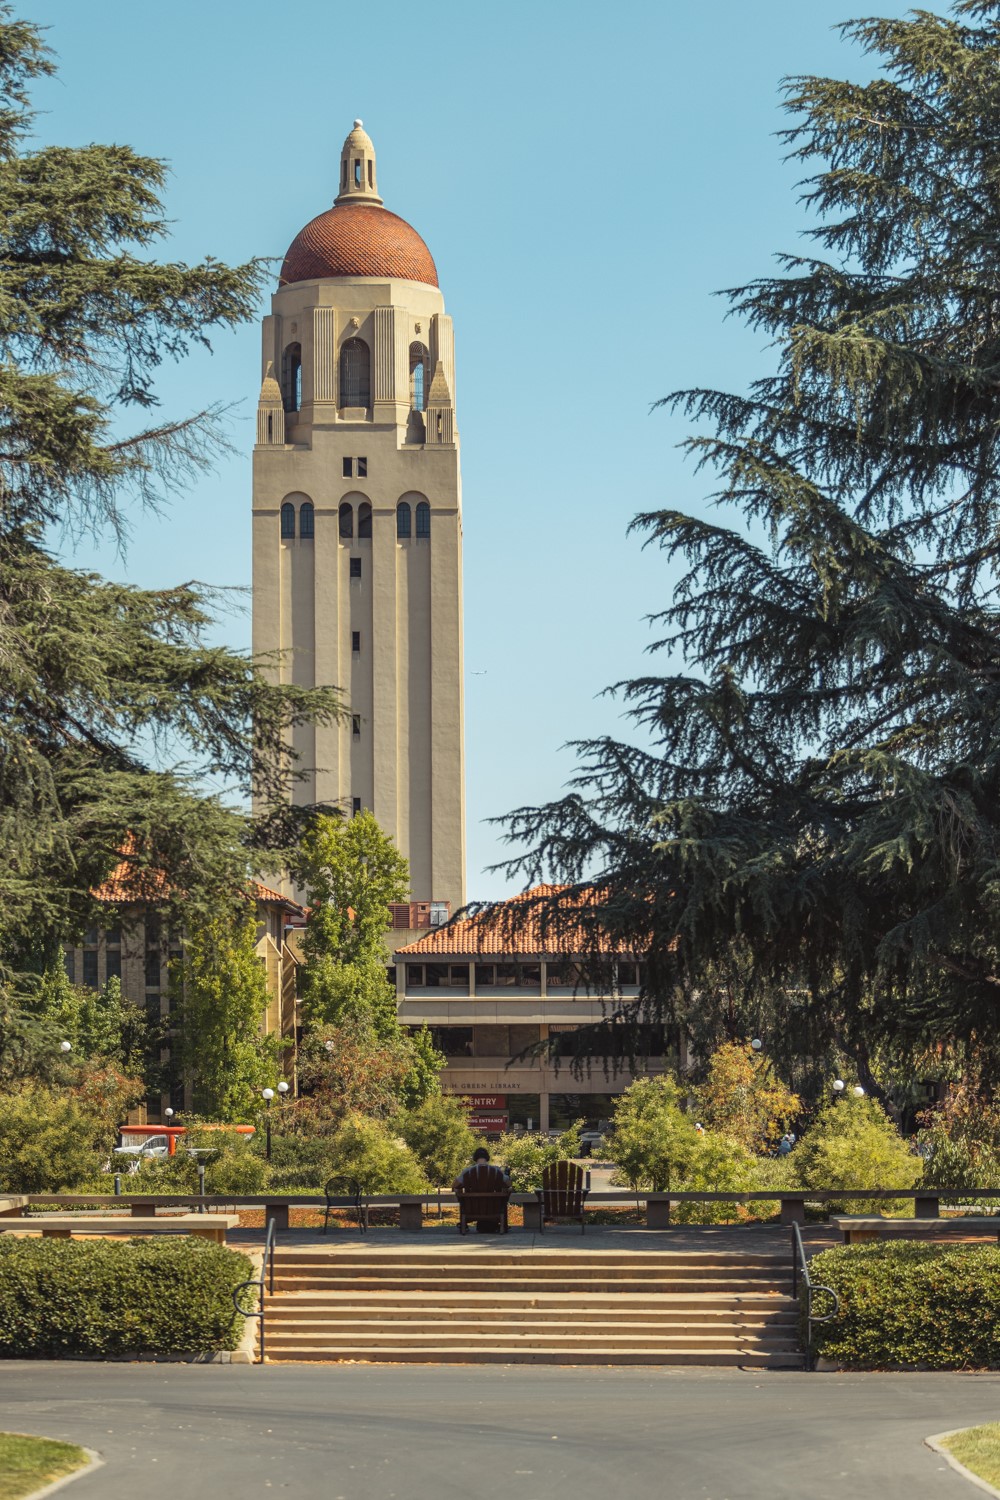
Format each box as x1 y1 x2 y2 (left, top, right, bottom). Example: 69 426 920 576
940 1423 1000 1488
0 1432 89 1498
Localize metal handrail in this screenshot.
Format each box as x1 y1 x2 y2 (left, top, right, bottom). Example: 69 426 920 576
232 1213 277 1364
791 1220 840 1369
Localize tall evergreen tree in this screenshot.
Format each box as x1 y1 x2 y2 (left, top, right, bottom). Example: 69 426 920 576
496 1 1000 1087
0 10 342 971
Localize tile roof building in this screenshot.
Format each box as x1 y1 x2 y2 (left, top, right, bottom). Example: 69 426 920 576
394 887 677 1136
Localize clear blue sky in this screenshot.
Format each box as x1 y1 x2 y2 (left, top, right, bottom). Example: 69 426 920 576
22 0 913 901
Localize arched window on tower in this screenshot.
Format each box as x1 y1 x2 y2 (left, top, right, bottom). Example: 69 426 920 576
299 501 314 540
339 338 370 409
281 343 302 413
409 342 429 412
358 502 372 538
339 502 354 539
280 502 295 539
416 501 431 539
396 501 412 540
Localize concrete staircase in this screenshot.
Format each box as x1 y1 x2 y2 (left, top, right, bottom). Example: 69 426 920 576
261 1247 803 1366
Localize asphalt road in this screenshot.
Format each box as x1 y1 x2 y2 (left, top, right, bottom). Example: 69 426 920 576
2 1363 997 1500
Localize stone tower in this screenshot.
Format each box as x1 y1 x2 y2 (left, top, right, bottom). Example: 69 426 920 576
252 121 466 917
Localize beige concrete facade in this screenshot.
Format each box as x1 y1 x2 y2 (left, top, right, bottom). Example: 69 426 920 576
252 123 466 915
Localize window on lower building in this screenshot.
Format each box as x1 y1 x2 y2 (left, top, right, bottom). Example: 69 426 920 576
350 557 362 579
352 715 361 738
342 457 353 478
416 501 431 538
145 952 161 988
82 950 99 988
357 501 372 538
105 949 122 982
352 796 362 815
358 457 367 478
428 1026 473 1057
352 631 361 652
299 501 314 539
406 964 425 987
473 1025 512 1057
63 950 75 983
396 501 411 539
280 502 295 539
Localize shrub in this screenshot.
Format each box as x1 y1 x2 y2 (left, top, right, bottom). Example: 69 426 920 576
324 1114 427 1193
0 1237 253 1357
673 1133 758 1224
0 1086 112 1192
130 1153 199 1194
203 1151 269 1195
794 1093 921 1212
396 1095 478 1186
808 1242 1000 1369
491 1123 583 1192
265 1135 332 1189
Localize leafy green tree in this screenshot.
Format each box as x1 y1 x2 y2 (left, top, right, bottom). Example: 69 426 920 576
494 2 1000 1091
0 1084 114 1191
399 1025 445 1109
796 1093 922 1210
0 10 341 975
173 902 276 1121
324 1114 427 1194
603 1077 700 1191
294 812 409 1034
397 1094 479 1186
491 1123 583 1192
292 1019 419 1132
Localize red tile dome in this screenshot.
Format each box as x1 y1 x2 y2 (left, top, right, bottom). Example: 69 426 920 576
280 203 438 288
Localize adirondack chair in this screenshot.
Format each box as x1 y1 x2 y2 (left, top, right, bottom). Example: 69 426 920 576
537 1159 589 1233
454 1162 511 1235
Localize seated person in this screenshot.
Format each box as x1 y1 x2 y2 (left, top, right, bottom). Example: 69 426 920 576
453 1147 511 1233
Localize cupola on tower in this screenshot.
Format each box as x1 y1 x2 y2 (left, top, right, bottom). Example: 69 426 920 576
252 121 466 919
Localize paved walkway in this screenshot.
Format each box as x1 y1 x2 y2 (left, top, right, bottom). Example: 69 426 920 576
231 1221 842 1255
2 1361 996 1499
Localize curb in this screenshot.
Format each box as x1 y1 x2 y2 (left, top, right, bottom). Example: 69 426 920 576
926 1431 1000 1498
16 1444 103 1500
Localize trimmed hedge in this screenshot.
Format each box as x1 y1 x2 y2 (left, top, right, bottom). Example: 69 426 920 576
809 1241 1000 1368
0 1236 253 1358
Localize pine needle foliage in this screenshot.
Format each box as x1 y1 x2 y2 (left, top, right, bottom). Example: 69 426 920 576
495 2 1000 1081
0 10 342 965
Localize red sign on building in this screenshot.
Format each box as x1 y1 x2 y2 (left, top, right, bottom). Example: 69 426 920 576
460 1094 506 1109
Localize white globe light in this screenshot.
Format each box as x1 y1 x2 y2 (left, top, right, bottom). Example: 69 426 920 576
324 1040 335 1053
277 1081 289 1094
262 1087 275 1101
164 1107 175 1119
853 1085 865 1097
59 1040 71 1053
832 1079 845 1092
751 1038 763 1051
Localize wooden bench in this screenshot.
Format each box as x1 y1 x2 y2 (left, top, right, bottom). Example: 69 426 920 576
3 1213 240 1245
832 1215 1000 1245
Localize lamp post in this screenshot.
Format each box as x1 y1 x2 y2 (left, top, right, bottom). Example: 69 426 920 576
262 1087 275 1160
164 1107 174 1121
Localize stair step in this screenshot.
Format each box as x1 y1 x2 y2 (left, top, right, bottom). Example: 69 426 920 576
262 1346 804 1367
265 1326 801 1347
264 1309 799 1327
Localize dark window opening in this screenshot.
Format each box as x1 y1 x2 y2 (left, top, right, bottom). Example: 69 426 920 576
352 796 362 815
105 925 121 946
340 338 370 408
352 630 361 653
428 1026 473 1058
349 557 362 579
367 159 373 188
145 952 161 988
352 714 361 738
396 501 411 540
358 502 372 538
299 501 314 539
339 502 354 539
267 413 273 441
343 457 353 478
416 501 431 538
84 925 99 945
64 950 75 983
407 964 425 988
358 457 367 478
341 159 347 191
280 502 295 539
409 342 429 411
105 949 122 982
82 950 99 988
281 343 302 413
354 158 362 187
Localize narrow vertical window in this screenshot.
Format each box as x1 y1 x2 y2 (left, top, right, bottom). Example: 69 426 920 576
409 342 429 411
339 502 354 539
416 501 431 539
340 338 370 408
367 160 373 188
352 630 361 653
299 501 314 540
358 457 367 478
349 557 362 579
343 457 353 478
358 502 372 538
352 796 362 815
397 501 412 539
352 714 361 739
280 502 295 539
354 158 362 186
281 343 302 413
